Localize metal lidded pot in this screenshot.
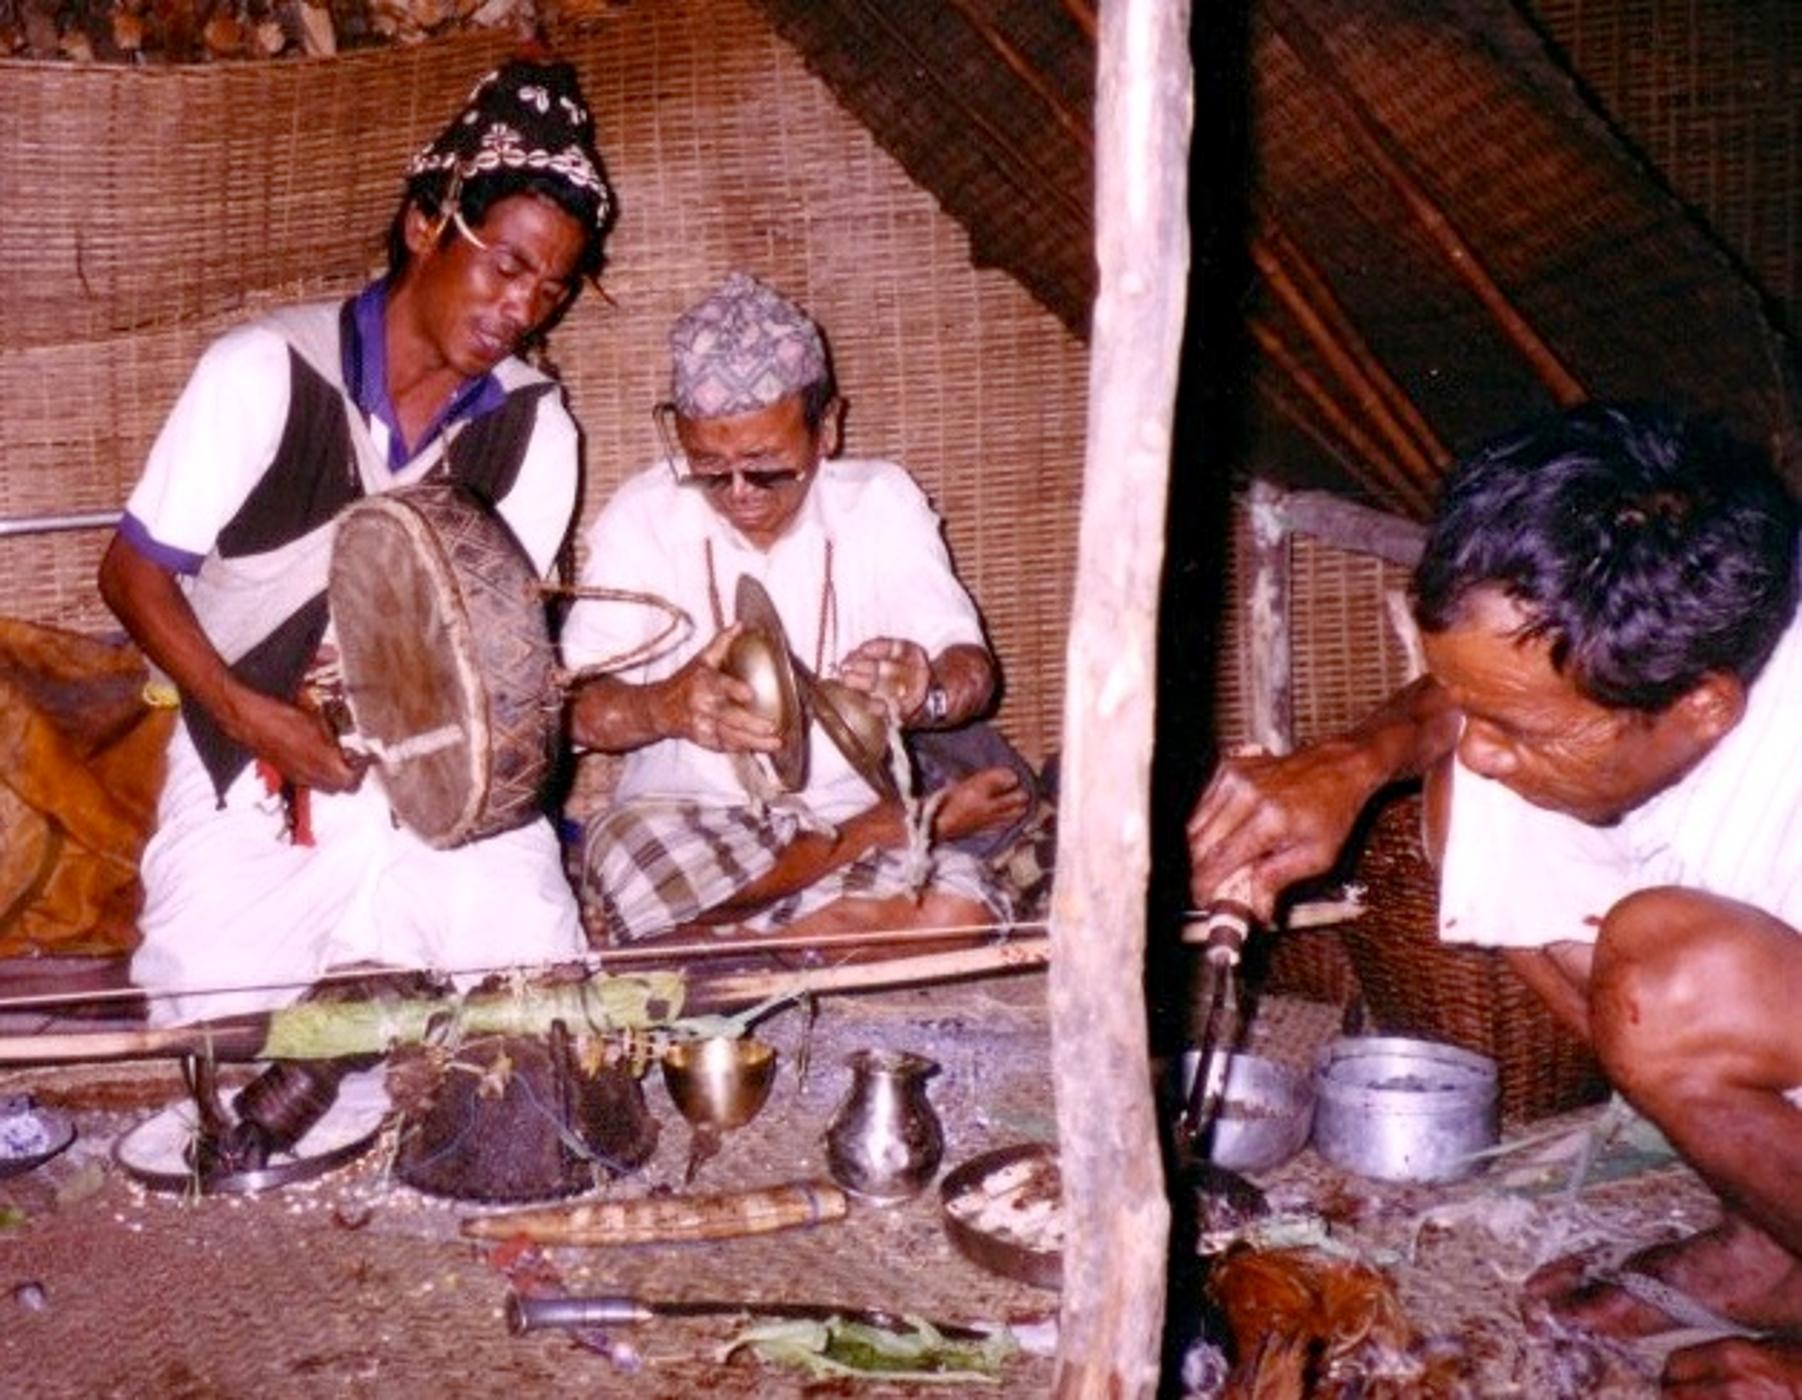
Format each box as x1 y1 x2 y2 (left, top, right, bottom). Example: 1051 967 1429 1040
1311 1036 1498 1183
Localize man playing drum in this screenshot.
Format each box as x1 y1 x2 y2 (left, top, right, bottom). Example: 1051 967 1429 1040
99 58 608 1026
1186 403 1801 1396
563 273 1029 949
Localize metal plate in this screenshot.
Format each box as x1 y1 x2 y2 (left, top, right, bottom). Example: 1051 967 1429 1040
939 1142 1061 1291
113 1069 390 1196
0 1105 75 1180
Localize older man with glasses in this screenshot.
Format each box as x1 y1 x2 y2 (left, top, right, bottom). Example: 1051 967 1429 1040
563 272 1028 950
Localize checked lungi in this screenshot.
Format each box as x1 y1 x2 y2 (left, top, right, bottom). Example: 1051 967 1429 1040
578 797 1012 945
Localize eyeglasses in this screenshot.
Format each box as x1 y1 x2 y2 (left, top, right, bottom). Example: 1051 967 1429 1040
653 403 813 494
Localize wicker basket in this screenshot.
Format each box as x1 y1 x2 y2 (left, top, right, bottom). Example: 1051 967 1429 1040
1337 790 1608 1124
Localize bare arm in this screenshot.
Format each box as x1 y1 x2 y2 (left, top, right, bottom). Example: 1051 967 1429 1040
567 625 780 756
837 639 997 730
1186 675 1463 921
97 534 362 792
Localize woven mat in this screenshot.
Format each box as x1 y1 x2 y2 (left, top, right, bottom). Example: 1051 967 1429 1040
0 984 1706 1397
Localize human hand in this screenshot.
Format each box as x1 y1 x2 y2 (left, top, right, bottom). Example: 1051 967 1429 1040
932 766 1032 843
1185 740 1381 922
1662 1337 1802 1399
234 690 367 793
839 636 931 722
666 625 781 754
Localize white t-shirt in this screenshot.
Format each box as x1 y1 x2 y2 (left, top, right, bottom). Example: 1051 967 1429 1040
561 457 986 823
1438 610 1802 946
126 313 577 581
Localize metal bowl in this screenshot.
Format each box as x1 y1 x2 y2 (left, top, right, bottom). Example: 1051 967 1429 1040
1311 1036 1498 1183
1176 1050 1315 1174
660 1036 778 1131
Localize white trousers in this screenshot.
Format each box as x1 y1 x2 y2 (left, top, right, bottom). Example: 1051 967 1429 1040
132 726 582 1027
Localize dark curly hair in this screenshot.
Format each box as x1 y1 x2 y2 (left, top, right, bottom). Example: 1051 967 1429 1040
1412 402 1798 711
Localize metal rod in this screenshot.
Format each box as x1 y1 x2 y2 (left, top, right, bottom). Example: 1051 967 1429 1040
0 510 121 539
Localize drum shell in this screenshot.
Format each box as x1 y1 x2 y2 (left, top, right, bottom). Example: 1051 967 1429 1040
330 483 557 849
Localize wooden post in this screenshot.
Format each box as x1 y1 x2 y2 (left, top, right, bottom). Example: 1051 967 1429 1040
1049 0 1189 1393
1246 479 1295 756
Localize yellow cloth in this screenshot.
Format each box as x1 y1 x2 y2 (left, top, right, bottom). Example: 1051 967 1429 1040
0 618 174 956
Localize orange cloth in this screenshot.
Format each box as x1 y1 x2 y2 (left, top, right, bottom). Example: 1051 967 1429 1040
0 618 175 956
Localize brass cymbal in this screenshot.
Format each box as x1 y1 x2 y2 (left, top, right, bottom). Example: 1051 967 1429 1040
728 575 808 790
796 664 899 802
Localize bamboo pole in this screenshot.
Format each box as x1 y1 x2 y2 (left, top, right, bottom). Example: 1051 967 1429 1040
1259 217 1451 473
1260 0 1587 407
1049 0 1188 1392
1248 314 1436 516
1245 480 1295 756
946 0 1091 151
1249 230 1443 494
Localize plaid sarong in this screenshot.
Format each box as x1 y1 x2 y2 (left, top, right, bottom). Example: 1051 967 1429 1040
578 797 1012 945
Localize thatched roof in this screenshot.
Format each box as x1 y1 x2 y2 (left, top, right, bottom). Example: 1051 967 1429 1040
753 0 1800 514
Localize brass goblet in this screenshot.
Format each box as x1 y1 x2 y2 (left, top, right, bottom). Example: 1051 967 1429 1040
660 1036 778 1183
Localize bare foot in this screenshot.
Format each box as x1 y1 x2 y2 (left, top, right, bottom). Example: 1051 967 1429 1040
1662 1336 1802 1399
932 766 1030 843
1525 1217 1802 1341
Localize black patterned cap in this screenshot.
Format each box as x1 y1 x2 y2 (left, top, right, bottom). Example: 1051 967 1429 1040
407 57 612 231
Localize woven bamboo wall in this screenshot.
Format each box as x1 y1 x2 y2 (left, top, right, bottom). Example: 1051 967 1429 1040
0 0 1087 762
1528 0 1799 335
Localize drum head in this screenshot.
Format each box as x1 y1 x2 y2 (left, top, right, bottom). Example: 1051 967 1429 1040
330 484 556 848
730 576 809 791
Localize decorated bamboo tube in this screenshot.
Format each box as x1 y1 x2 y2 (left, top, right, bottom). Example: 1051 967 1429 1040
462 1179 848 1246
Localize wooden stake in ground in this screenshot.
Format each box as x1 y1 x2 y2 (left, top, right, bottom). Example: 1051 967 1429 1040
1049 0 1190 1394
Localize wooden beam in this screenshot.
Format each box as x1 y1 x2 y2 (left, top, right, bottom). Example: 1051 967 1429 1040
1272 489 1428 569
1248 314 1437 517
1245 480 1295 755
1049 0 1188 1392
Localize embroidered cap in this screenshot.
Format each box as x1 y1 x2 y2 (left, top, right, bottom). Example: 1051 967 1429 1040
669 273 830 418
407 57 612 232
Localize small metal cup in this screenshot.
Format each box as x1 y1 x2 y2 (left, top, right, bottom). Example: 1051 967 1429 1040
660 1037 778 1131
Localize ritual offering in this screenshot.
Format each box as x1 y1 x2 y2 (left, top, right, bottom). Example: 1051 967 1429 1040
391 1023 658 1203
939 1142 1062 1290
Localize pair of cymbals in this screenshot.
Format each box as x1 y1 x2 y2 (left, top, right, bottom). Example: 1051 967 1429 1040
726 576 898 800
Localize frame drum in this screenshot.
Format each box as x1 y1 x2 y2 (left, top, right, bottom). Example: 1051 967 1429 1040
329 482 556 849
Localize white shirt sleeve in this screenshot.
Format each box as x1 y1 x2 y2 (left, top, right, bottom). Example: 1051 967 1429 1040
124 325 291 558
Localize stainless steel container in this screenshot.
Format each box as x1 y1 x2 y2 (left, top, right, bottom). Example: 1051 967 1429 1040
1311 1036 1498 1183
1176 1050 1315 1174
823 1049 944 1204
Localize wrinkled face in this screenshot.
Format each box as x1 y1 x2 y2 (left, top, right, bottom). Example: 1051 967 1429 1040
1422 587 1718 826
402 192 586 378
672 392 836 549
